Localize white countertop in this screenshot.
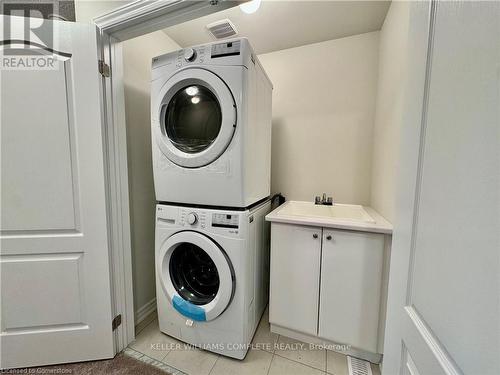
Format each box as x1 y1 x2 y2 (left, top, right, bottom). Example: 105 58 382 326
265 201 393 234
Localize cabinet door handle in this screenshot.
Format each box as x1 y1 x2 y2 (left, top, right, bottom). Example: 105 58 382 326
326 235 332 240
313 234 318 239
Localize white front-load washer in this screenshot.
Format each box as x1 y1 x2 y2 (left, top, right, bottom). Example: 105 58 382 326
155 200 271 359
151 38 273 207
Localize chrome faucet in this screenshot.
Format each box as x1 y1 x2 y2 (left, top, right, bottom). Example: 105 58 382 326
315 193 333 206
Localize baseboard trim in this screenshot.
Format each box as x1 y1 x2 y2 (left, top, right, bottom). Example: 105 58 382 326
135 298 157 326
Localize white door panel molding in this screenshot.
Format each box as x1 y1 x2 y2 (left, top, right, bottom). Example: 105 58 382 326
383 1 499 375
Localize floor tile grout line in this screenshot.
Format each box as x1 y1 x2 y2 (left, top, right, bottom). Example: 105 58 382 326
256 347 274 354
274 333 334 373
141 351 171 366
133 336 336 375
324 347 327 372
125 347 187 375
159 350 172 364
131 314 351 375
274 334 280 354
140 317 158 333
123 347 144 357
126 345 168 362
128 340 171 363
325 348 328 374
273 351 327 373
207 355 220 375
265 353 275 375
263 352 273 375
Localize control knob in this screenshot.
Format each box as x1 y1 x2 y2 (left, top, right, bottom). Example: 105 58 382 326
184 48 196 62
187 212 198 225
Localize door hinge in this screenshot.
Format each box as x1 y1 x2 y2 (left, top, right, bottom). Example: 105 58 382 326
112 314 122 331
98 59 110 77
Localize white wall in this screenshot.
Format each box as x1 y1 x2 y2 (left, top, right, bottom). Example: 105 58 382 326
75 3 180 321
370 2 410 222
258 32 379 204
122 33 180 321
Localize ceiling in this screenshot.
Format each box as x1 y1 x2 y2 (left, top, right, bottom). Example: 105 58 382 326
163 1 391 55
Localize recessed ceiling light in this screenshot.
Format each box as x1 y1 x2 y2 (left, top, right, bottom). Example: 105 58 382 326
240 0 261 14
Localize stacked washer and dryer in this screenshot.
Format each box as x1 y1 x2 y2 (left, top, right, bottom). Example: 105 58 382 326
151 38 273 359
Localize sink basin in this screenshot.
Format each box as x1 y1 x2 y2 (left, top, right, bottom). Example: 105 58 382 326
277 201 375 223
265 200 392 234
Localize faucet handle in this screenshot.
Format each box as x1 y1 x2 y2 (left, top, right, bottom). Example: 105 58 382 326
315 196 321 205
327 197 333 205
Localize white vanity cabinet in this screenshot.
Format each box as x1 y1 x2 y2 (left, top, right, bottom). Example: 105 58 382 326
269 222 387 355
319 228 385 352
269 223 322 336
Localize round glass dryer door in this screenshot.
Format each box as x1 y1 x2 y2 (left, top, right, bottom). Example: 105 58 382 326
165 85 222 154
157 231 235 321
153 68 236 168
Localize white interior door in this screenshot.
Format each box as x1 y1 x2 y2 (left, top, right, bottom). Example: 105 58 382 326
0 16 114 369
383 2 499 375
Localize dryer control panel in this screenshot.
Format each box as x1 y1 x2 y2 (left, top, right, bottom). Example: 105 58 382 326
211 40 241 58
211 213 239 229
151 38 253 75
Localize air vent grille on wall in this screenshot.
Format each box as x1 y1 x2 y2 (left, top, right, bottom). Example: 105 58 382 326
206 19 238 40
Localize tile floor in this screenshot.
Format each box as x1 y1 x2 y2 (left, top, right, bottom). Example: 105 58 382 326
127 309 381 375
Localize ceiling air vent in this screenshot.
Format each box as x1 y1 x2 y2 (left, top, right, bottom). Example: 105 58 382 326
206 19 238 40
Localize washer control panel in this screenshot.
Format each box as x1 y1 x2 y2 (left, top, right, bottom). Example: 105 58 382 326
178 209 240 231
157 205 244 237
180 209 207 229
211 213 239 229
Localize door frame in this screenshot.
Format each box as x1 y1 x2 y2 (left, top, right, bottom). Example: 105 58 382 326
92 0 243 353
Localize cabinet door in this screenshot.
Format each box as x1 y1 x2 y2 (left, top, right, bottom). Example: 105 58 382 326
319 229 385 352
269 223 322 336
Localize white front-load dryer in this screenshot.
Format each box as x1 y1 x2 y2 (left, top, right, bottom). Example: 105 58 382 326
155 200 271 359
151 38 273 207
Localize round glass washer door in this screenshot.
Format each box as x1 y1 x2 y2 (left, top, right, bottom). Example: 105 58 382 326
153 68 236 168
157 231 235 321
